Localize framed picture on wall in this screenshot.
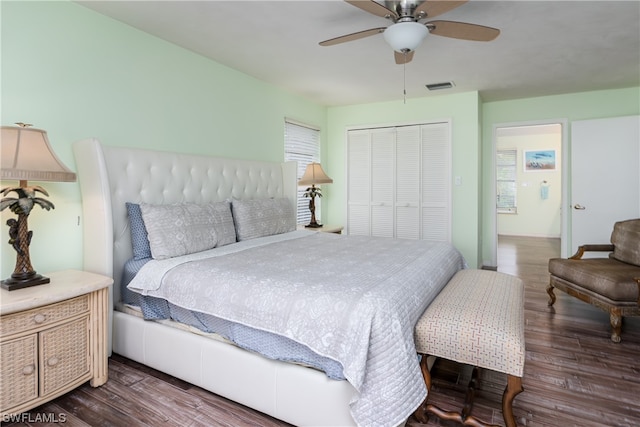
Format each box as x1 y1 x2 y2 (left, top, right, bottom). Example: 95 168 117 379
524 149 556 171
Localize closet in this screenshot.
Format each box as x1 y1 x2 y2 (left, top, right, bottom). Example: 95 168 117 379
346 121 451 241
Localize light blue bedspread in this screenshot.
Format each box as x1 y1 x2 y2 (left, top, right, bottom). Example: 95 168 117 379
128 231 465 427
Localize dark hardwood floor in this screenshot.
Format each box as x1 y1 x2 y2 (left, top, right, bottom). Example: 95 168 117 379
5 235 640 426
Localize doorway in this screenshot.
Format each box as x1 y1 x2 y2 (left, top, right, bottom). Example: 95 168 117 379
491 120 567 269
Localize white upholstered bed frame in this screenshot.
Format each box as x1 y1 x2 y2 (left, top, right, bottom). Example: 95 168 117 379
73 138 358 427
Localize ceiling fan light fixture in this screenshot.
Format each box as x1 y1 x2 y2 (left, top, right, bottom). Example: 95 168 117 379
383 22 429 52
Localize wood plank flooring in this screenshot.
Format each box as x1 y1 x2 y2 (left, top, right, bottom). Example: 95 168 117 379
5 235 640 426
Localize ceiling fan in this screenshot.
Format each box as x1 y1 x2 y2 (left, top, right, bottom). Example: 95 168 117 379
320 0 500 64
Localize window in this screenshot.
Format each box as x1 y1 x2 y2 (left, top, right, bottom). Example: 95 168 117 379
284 119 320 224
496 149 517 213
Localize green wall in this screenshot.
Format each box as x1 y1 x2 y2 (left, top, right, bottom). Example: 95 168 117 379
0 1 327 277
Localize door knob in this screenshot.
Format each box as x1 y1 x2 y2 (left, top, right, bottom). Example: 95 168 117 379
573 204 586 210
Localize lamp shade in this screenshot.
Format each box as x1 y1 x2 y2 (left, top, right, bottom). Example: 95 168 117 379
298 162 333 186
383 21 429 52
1 126 76 182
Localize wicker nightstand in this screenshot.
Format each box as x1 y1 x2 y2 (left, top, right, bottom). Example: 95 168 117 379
0 270 112 417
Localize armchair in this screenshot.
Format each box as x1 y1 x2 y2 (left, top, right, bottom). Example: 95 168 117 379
547 218 640 343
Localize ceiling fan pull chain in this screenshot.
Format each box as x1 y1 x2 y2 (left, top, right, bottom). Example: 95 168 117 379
403 51 407 104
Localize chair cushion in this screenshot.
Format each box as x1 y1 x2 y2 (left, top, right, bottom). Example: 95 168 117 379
548 257 640 302
610 218 640 266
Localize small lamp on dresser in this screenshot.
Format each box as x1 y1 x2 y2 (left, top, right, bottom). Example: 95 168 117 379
298 162 333 228
0 123 76 290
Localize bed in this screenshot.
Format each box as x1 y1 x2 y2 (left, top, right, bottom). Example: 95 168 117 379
72 138 465 427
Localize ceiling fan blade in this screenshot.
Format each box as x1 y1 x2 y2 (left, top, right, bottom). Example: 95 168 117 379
395 50 415 64
414 1 468 19
345 0 398 20
427 20 500 41
319 27 386 46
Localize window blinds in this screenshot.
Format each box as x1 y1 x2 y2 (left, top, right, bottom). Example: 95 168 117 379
284 120 321 224
496 149 517 213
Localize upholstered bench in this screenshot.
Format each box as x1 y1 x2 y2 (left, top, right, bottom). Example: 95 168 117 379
413 269 525 427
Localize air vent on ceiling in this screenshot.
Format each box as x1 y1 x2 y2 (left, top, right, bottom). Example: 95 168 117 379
426 81 455 91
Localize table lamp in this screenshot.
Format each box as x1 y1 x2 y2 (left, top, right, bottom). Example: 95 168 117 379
298 162 333 228
1 123 76 290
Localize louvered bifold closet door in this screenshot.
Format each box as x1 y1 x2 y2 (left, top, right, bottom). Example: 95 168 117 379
370 128 395 237
347 121 450 241
347 130 371 236
421 122 451 241
395 126 421 239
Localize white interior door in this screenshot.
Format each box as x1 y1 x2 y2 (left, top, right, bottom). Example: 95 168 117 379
571 116 640 255
395 126 420 240
370 128 395 237
347 121 451 240
421 122 451 241
347 130 370 236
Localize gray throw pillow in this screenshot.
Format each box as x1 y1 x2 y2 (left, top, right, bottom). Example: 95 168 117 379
232 198 296 241
140 201 235 259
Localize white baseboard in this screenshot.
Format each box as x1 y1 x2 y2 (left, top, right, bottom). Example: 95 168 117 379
498 233 561 239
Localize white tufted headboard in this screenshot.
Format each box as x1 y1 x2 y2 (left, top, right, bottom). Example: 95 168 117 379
72 138 297 305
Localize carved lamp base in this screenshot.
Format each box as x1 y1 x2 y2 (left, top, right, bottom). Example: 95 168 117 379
1 272 50 291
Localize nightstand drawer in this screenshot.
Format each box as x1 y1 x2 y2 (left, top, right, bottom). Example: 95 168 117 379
0 295 89 338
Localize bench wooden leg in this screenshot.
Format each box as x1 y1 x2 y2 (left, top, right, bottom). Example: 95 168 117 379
414 356 514 427
461 366 480 422
412 354 432 423
502 375 523 427
414 357 523 427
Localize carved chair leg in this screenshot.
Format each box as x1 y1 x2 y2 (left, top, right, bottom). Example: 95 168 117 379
609 310 622 343
546 283 556 306
413 353 432 423
502 375 523 427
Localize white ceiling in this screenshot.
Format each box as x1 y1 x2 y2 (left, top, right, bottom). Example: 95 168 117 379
77 0 640 107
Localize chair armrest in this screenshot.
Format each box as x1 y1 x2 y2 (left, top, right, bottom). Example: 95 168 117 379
570 244 615 259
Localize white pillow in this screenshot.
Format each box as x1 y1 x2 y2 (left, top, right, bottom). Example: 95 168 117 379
140 201 235 260
232 198 296 241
